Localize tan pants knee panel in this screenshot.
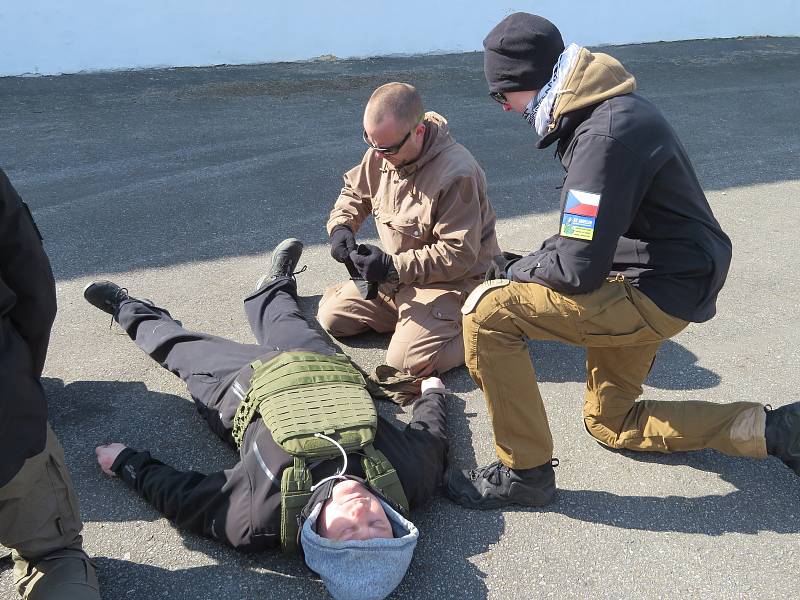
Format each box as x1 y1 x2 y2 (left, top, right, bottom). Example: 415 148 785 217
317 281 397 336
0 426 84 561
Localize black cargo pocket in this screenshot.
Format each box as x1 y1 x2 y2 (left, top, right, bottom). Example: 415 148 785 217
45 454 82 541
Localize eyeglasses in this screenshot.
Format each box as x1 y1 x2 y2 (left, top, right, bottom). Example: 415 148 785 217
489 91 508 105
362 117 423 156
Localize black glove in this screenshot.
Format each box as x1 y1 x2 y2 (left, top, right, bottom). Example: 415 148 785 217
485 251 523 281
329 225 357 263
349 244 397 282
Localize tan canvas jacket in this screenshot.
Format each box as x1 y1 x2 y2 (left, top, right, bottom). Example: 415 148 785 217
326 112 500 291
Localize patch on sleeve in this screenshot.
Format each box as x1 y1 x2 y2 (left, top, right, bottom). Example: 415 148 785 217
561 189 601 240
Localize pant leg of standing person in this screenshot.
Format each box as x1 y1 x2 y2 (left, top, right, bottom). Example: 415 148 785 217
244 275 337 356
0 320 99 600
0 426 100 600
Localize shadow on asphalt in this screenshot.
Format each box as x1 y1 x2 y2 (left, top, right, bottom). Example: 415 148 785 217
549 449 800 535
42 377 231 524
42 376 501 598
94 557 319 599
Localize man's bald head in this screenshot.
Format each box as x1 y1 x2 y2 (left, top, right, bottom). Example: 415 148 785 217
364 82 424 131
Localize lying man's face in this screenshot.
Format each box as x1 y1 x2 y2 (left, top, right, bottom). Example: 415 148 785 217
317 479 394 541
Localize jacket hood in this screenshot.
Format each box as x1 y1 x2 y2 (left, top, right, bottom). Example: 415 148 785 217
538 48 636 148
392 111 456 177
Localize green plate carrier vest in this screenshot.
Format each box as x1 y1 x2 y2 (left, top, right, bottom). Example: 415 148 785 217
231 351 409 553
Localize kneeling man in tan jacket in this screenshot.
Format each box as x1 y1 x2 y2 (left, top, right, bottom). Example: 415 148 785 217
318 82 500 385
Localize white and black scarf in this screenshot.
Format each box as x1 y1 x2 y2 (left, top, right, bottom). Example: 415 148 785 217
524 43 582 137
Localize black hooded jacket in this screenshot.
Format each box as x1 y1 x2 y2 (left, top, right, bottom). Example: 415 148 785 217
510 51 732 323
0 168 57 486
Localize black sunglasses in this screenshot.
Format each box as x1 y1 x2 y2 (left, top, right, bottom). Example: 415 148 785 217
362 128 412 155
362 117 423 155
489 91 508 105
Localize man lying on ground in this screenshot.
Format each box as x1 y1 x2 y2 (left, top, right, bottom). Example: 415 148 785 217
86 239 448 600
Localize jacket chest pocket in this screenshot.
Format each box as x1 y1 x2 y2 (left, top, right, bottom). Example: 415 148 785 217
375 214 430 254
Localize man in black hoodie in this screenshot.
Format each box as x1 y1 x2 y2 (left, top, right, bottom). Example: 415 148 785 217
0 168 100 599
86 239 448 600
446 13 800 510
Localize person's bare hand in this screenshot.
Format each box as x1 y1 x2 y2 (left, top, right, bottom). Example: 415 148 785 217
421 376 446 394
95 443 127 476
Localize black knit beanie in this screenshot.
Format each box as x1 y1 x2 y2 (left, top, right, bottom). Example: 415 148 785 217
483 13 565 93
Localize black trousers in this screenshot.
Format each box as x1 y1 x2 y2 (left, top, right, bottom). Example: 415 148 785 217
116 276 336 445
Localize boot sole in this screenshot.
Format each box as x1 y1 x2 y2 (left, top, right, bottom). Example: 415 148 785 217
447 482 556 510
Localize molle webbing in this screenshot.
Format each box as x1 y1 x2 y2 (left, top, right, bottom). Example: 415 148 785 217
231 352 375 449
230 351 409 553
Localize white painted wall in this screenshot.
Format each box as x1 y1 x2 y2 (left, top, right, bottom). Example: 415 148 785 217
2 1 798 76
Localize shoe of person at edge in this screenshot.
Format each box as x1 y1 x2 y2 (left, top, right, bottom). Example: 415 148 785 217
765 402 800 476
255 238 305 291
83 280 131 315
445 459 557 509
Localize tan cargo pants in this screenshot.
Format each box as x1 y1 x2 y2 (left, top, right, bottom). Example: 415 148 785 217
0 425 100 600
464 278 767 469
318 279 465 376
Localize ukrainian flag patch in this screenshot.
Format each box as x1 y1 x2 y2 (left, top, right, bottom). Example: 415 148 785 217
561 189 601 240
561 213 595 240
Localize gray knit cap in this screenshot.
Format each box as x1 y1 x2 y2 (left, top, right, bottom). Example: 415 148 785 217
301 498 419 600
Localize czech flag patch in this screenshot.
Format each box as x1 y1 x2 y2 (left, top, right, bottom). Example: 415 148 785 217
564 189 601 217
561 189 601 240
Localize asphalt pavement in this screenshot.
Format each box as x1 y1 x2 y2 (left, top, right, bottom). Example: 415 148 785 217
1 36 799 599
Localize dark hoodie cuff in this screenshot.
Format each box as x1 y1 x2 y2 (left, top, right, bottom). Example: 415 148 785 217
329 223 353 237
111 448 150 486
411 389 447 421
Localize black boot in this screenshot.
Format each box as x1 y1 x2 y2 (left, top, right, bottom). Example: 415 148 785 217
255 238 305 291
445 459 557 509
83 280 130 315
765 403 800 476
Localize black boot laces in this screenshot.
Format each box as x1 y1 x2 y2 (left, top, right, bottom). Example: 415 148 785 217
468 458 559 484
107 287 129 329
468 461 510 485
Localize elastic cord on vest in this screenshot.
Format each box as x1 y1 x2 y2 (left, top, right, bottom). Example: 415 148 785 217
310 433 349 492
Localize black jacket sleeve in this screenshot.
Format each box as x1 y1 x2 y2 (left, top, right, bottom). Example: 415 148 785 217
0 168 57 375
510 134 651 294
111 424 284 553
374 389 448 508
111 448 247 548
